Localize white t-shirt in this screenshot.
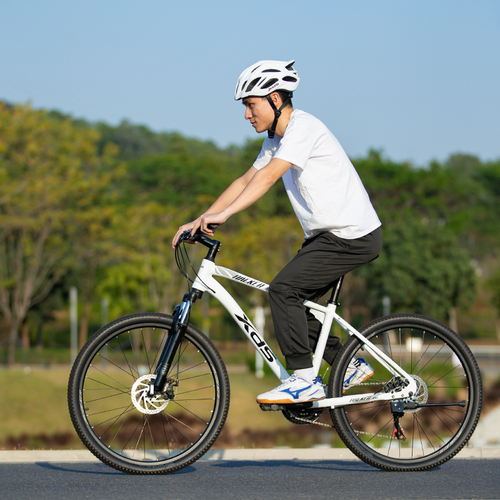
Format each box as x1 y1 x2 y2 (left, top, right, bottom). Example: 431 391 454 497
253 109 381 240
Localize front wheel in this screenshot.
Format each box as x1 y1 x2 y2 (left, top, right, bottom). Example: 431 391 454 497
328 314 482 471
68 313 230 475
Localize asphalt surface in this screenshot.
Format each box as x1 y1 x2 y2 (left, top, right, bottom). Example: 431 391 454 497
0 456 499 500
0 450 499 500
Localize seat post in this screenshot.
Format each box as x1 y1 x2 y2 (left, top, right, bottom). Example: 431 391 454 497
328 276 344 306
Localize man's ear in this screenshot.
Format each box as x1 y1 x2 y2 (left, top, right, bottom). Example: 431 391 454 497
269 92 282 107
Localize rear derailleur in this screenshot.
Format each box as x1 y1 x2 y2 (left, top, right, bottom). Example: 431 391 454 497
390 400 406 440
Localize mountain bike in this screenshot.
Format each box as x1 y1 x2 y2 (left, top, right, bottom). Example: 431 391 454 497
68 229 482 475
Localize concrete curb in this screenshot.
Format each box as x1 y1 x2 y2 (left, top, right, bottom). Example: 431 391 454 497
0 447 499 464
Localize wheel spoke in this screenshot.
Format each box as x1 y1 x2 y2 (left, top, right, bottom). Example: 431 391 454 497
329 314 482 471
68 314 229 474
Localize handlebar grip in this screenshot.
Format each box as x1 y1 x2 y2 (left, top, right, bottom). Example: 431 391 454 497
177 224 219 247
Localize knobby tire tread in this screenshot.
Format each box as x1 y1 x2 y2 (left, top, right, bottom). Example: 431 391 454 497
67 313 230 475
328 314 482 472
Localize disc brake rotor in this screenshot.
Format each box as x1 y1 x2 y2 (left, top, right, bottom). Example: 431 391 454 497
404 374 428 413
131 374 169 414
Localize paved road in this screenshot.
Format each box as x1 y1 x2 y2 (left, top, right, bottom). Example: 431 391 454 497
1 457 499 500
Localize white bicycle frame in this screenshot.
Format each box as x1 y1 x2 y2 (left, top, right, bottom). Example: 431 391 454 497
192 257 418 410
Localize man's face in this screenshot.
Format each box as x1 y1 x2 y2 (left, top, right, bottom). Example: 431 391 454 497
242 97 274 134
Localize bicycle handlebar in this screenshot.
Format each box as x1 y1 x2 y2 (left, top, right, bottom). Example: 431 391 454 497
179 223 219 244
178 225 221 260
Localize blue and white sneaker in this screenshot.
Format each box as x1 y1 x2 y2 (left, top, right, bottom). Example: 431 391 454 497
257 375 325 404
343 357 374 392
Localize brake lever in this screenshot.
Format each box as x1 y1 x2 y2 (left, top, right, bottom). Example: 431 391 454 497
178 230 196 244
178 223 219 246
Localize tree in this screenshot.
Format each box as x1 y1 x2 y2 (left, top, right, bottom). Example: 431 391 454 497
0 102 119 363
95 203 191 319
362 220 476 329
487 267 500 340
70 203 123 348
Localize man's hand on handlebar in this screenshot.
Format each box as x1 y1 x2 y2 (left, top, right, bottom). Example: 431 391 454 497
172 221 197 248
196 212 225 236
172 213 225 248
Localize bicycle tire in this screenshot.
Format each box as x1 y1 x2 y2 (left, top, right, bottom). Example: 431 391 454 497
328 314 482 472
68 313 230 475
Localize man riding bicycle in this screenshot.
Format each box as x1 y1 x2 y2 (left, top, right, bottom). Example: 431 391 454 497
173 60 382 405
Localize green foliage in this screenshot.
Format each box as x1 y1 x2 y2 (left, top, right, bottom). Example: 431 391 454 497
356 150 500 257
121 151 244 206
487 268 500 316
95 202 189 317
0 102 124 359
363 220 476 320
1 101 500 349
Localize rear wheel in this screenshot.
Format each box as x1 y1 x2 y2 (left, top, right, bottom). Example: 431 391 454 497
68 313 230 474
329 314 482 471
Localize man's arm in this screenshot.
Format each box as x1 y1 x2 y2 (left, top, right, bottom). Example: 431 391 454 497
202 165 258 215
193 158 292 235
172 165 258 247
172 158 292 247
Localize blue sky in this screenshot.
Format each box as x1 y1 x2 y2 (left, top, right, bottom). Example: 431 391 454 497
1 0 499 166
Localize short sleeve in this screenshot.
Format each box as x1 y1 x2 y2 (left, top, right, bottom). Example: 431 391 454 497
252 136 280 170
273 114 317 170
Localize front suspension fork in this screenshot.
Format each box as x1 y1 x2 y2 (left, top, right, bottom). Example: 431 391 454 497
150 289 202 395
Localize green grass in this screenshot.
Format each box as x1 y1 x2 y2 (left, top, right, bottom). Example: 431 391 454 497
0 367 78 448
0 348 71 365
3 362 492 451
0 367 345 450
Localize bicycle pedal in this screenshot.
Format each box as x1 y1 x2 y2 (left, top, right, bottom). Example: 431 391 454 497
259 404 285 412
259 402 314 412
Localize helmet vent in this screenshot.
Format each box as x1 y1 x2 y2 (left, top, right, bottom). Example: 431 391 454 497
234 60 300 100
245 77 262 93
261 78 279 89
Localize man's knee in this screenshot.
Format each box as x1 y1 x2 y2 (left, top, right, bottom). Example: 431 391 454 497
269 271 291 290
268 277 293 303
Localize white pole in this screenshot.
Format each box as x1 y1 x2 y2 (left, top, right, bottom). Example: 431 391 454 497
70 286 78 363
101 297 109 326
254 306 265 378
383 296 391 316
382 296 393 348
101 297 109 369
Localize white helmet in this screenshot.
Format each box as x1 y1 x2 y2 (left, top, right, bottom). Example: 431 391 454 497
234 60 300 100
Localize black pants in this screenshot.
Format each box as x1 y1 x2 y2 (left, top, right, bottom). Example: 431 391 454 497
268 227 382 370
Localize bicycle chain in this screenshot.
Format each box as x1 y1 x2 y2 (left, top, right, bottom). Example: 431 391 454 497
291 384 398 441
289 375 399 440
293 414 398 440
293 415 333 428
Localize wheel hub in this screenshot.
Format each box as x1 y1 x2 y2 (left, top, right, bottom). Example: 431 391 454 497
131 374 169 414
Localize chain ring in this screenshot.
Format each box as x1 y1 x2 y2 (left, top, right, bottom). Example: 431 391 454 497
282 408 325 426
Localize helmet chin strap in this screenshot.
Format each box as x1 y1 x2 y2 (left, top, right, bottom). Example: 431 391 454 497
266 94 291 139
